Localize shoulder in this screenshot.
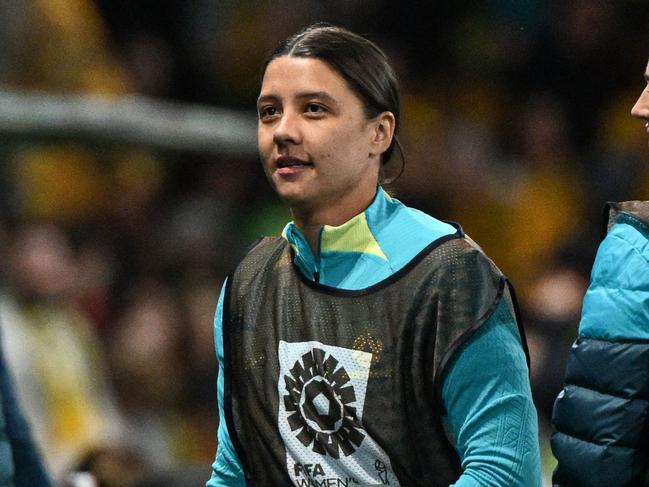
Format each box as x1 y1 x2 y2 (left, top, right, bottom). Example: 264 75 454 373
600 201 649 265
579 219 649 341
365 191 457 271
434 233 505 286
599 215 649 261
234 236 287 274
367 192 456 242
228 237 288 297
589 220 648 295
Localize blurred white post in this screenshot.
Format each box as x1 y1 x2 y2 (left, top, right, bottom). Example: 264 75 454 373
0 89 258 156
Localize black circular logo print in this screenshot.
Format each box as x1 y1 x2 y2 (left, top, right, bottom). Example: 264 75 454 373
283 347 366 458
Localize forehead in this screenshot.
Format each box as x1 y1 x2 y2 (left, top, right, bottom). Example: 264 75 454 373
260 56 353 99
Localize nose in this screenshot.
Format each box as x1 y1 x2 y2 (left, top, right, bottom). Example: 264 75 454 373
631 89 649 120
273 111 301 147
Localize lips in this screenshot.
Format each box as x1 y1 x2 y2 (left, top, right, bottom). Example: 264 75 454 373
274 156 313 176
276 156 312 168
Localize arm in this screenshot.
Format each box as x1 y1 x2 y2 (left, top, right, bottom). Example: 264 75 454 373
442 297 541 487
206 279 247 487
551 224 649 486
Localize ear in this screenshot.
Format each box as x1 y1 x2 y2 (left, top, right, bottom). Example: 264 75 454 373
369 111 396 157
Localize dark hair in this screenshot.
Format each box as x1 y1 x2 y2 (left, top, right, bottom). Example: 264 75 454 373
263 23 404 183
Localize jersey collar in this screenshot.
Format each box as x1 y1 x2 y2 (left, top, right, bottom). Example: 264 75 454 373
281 187 391 281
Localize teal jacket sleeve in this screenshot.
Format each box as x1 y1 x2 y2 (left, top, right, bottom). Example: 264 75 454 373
443 297 542 487
206 279 246 487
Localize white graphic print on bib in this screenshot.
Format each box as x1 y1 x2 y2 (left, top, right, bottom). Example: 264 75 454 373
278 340 399 486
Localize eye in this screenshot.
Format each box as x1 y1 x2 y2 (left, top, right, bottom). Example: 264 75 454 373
259 105 279 120
305 103 326 115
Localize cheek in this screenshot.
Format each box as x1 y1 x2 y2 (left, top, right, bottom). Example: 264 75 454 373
326 125 368 156
257 127 269 148
257 129 273 159
334 132 372 165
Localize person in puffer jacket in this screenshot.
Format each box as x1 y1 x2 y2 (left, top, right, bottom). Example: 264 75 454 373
551 59 649 487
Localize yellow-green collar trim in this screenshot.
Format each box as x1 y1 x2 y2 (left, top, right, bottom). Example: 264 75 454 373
279 187 457 287
281 188 390 263
320 211 388 260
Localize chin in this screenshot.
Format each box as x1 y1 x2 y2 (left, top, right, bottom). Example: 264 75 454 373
277 190 311 207
275 186 316 210
272 179 307 200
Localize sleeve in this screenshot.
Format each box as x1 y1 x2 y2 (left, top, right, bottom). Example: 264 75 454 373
0 328 53 486
206 279 247 487
551 226 649 486
442 297 542 487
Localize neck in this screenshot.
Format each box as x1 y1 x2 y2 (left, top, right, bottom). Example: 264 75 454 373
291 187 378 256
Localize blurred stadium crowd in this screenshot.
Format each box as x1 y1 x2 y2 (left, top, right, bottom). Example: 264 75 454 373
1 1 649 485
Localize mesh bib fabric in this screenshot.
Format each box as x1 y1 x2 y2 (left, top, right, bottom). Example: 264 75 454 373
223 231 515 486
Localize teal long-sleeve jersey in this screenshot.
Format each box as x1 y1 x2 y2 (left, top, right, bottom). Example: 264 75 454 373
207 187 541 487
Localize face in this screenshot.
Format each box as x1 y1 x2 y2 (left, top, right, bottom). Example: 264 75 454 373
257 56 389 219
631 61 649 144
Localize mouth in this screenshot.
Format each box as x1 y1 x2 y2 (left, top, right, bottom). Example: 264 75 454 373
276 156 312 169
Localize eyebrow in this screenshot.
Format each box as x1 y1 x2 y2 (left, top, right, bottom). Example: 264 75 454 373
257 94 279 107
257 91 339 108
